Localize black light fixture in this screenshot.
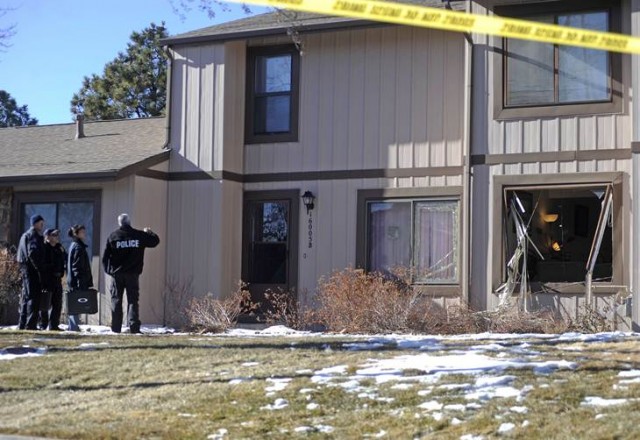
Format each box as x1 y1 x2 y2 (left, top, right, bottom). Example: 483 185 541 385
302 191 315 214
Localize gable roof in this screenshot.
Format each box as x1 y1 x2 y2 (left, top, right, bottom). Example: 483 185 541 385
0 117 169 184
163 1 466 45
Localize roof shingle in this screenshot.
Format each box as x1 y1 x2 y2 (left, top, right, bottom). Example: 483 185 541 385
0 117 168 182
163 1 466 44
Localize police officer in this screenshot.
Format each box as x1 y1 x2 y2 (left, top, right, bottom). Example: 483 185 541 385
102 213 160 334
17 215 46 330
42 229 67 331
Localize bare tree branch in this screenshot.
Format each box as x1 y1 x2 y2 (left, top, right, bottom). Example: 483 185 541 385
0 8 17 51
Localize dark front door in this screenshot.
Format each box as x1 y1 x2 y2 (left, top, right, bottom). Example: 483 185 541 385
242 191 299 313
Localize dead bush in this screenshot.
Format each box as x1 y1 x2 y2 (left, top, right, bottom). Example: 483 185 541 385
159 277 195 329
0 247 21 324
567 303 614 333
263 288 311 330
478 307 569 334
314 267 429 333
185 282 255 333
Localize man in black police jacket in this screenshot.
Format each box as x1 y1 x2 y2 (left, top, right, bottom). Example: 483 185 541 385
17 215 46 330
102 213 160 334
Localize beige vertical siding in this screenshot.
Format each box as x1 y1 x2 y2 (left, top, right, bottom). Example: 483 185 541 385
244 26 465 174
167 26 466 301
132 176 168 324
471 1 632 157
165 179 243 299
170 41 245 174
244 177 463 302
469 1 634 312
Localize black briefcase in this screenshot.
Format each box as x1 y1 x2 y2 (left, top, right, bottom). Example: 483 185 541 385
66 289 99 315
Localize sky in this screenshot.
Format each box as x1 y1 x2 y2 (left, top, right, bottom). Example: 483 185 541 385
0 0 266 125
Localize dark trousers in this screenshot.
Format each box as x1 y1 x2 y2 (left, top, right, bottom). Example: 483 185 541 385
48 281 63 330
19 269 42 330
110 273 141 333
38 289 51 330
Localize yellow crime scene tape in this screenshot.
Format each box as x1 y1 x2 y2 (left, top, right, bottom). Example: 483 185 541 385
224 0 640 54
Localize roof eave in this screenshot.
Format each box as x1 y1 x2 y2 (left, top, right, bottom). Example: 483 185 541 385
0 150 171 186
162 18 381 46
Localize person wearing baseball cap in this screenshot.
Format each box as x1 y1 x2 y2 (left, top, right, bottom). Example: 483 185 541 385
42 229 67 331
16 214 46 330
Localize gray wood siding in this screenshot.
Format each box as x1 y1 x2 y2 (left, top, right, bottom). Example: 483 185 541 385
244 26 465 174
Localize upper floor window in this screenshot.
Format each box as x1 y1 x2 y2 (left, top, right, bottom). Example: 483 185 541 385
245 45 300 144
496 0 622 117
506 11 610 107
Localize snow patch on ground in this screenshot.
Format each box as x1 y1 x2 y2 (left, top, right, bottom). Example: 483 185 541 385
265 378 291 396
0 346 46 361
261 398 289 410
581 396 637 407
207 428 228 439
497 423 515 434
226 325 310 337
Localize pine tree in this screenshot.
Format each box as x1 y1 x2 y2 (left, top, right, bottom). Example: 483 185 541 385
0 90 37 127
70 22 169 120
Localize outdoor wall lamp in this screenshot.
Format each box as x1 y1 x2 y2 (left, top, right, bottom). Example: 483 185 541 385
543 213 559 223
302 191 316 214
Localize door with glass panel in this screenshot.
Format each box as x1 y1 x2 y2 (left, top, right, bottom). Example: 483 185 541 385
242 191 299 314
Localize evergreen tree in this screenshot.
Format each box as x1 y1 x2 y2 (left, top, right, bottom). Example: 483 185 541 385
0 90 37 127
70 22 169 120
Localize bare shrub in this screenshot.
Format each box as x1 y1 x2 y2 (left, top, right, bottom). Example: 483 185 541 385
185 282 255 333
159 277 195 329
314 267 428 333
263 288 313 330
567 303 614 333
0 247 21 324
478 307 569 334
414 302 483 335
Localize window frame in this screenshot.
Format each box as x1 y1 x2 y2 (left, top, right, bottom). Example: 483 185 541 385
356 187 463 295
494 0 623 120
12 190 102 256
245 44 300 145
491 173 629 295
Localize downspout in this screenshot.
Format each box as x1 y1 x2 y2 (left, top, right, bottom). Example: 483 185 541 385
459 2 474 305
632 0 640 330
162 46 173 151
161 45 173 326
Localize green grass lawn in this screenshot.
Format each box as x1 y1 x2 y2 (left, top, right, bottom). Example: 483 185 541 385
1 329 640 439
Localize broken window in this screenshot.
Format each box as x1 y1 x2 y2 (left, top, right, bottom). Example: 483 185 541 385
501 185 613 288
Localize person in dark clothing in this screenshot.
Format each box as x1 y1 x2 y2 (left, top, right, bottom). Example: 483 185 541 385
42 229 67 331
102 213 160 334
67 224 93 332
17 215 46 330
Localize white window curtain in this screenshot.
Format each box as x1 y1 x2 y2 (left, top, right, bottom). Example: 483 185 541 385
367 201 412 273
367 199 459 284
414 201 459 284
